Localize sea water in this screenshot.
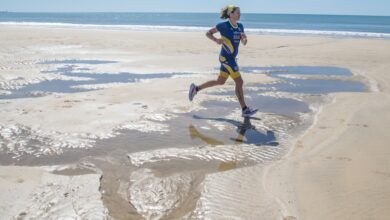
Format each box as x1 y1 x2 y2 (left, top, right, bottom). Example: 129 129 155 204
1 12 390 38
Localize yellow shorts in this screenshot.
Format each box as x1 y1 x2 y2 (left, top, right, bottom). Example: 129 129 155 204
218 55 241 79
219 69 241 79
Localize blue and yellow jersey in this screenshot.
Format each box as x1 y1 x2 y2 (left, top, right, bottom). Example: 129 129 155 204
216 21 244 59
216 21 244 79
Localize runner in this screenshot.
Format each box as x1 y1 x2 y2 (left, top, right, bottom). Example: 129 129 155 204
188 5 257 117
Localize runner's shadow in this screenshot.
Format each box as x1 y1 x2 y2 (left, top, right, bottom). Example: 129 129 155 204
191 115 279 146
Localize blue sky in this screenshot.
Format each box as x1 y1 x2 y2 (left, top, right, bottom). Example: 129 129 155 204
1 0 389 16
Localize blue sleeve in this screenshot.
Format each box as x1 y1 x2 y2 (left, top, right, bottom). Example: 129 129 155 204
239 23 244 32
216 22 225 33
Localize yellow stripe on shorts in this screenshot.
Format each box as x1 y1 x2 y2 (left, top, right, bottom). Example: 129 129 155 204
230 71 241 79
219 71 229 79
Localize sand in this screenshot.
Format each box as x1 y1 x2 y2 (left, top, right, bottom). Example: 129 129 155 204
0 165 107 219
0 24 390 219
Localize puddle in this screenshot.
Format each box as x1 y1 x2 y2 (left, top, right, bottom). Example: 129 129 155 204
0 65 368 219
38 59 118 65
241 66 354 76
93 66 365 219
202 95 310 117
0 59 186 99
0 66 366 166
265 78 365 94
239 66 365 94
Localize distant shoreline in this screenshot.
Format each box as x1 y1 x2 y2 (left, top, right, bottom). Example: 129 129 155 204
1 21 389 39
1 12 389 39
1 11 390 17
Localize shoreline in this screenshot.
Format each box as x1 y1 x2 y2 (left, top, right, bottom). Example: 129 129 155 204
1 22 390 39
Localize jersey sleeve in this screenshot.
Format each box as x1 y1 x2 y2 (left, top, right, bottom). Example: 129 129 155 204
216 22 225 33
239 23 244 32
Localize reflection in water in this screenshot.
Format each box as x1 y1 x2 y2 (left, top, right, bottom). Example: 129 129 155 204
188 124 238 172
188 124 224 145
191 115 279 146
217 161 237 172
189 116 279 172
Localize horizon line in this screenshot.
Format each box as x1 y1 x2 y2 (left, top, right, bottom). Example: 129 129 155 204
1 11 390 17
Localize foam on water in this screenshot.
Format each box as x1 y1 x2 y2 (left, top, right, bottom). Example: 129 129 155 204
2 21 390 39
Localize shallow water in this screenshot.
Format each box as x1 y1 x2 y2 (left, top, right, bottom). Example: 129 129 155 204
241 66 354 76
0 59 186 99
38 59 118 65
0 66 365 166
0 65 367 219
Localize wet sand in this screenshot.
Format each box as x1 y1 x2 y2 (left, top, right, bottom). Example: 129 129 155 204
1 25 389 219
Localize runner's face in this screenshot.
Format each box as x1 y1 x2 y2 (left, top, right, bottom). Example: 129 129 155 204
230 8 241 21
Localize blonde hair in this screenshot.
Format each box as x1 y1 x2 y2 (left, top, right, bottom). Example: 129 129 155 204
220 5 239 19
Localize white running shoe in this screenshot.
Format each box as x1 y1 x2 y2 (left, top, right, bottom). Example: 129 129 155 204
189 83 197 101
242 107 258 117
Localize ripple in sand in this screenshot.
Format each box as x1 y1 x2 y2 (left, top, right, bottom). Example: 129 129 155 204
128 168 194 220
128 144 283 167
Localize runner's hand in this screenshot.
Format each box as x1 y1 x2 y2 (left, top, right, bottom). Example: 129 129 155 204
215 38 224 45
241 33 248 45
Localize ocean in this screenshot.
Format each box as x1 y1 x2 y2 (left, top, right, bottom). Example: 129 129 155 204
1 12 390 38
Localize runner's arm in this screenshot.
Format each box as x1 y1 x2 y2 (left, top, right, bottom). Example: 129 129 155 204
206 27 223 45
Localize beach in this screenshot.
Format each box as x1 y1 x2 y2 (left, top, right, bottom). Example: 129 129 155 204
1 24 390 219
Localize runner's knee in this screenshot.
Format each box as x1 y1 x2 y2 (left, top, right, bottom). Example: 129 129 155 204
235 77 243 86
217 78 226 85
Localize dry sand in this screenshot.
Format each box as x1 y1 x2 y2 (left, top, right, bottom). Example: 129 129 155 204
0 24 390 219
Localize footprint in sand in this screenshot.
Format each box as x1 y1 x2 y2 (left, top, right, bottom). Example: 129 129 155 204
347 123 368 128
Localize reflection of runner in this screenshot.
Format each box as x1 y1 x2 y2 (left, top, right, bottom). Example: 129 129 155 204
231 117 278 146
188 117 278 172
189 125 224 145
188 5 257 117
233 117 255 143
188 124 236 172
191 115 279 146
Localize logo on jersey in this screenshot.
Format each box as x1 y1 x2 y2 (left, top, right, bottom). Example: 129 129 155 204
233 30 242 43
